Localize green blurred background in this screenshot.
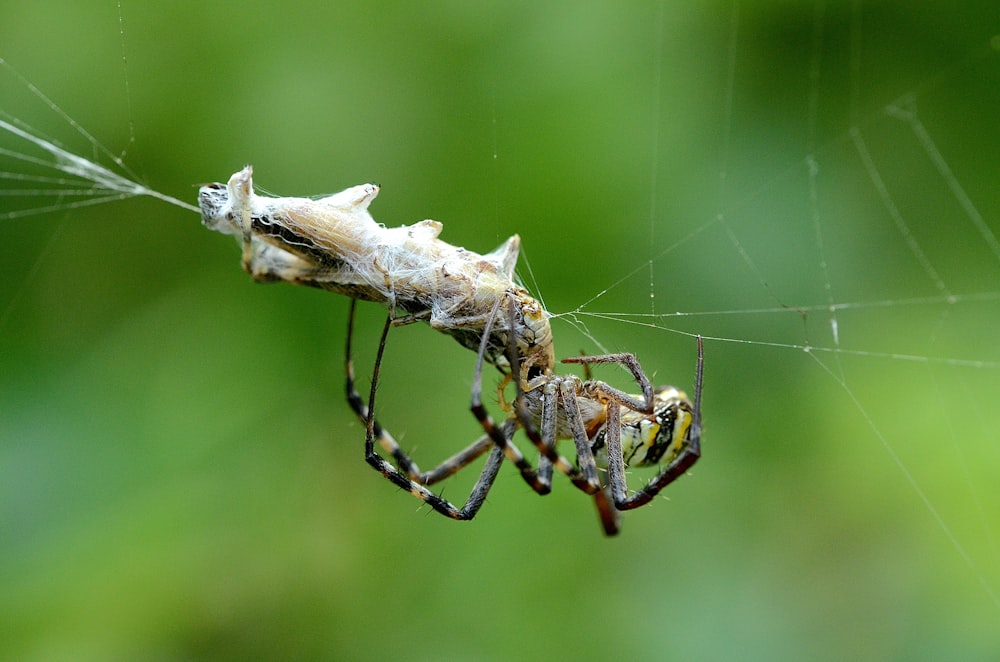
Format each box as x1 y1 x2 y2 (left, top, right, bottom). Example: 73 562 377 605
2 1 999 659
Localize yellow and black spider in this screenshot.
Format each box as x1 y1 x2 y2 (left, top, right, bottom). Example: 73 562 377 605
346 295 702 536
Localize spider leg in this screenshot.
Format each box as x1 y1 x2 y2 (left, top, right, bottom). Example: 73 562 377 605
469 296 554 495
498 292 601 495
345 299 419 477
555 378 601 492
345 300 495 484
534 382 558 488
348 299 505 520
592 485 622 536
604 336 704 511
519 375 598 494
602 400 629 509
562 352 654 414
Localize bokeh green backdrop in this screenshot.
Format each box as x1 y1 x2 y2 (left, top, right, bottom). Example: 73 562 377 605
2 2 998 659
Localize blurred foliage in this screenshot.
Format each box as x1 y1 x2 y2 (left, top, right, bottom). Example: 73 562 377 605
1 1 999 660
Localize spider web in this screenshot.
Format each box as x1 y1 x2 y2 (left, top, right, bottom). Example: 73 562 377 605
0 1 998 658
543 1 1000 633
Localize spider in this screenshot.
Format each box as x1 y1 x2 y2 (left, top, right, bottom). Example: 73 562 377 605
200 167 703 533
347 292 703 536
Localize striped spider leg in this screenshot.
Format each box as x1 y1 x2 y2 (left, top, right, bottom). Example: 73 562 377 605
345 295 603 520
346 299 507 520
562 338 703 534
501 318 703 535
349 285 702 536
471 292 603 498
